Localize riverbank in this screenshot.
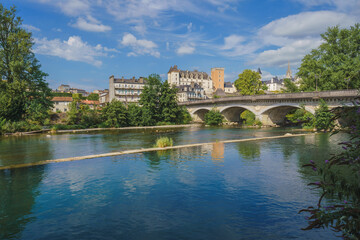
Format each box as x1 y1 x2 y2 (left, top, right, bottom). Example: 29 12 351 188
0 132 315 170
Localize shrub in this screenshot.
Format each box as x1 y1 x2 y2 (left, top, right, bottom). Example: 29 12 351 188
154 137 173 148
286 105 315 128
204 108 224 126
240 110 255 125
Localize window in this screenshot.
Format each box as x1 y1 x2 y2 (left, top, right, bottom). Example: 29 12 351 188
64 108 67 112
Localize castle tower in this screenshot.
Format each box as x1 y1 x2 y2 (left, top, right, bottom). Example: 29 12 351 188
285 61 292 79
211 67 224 90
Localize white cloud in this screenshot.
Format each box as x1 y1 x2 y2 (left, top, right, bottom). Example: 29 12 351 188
23 24 40 32
121 33 160 57
258 11 357 39
176 44 195 55
34 36 115 66
251 38 323 67
221 35 245 50
71 16 111 32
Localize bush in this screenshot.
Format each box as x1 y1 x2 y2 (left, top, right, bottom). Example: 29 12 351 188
204 108 224 126
1 120 41 134
101 100 129 127
154 137 173 148
241 110 255 125
286 105 315 128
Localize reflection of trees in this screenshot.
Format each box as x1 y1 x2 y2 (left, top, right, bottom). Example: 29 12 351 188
0 166 45 239
237 142 260 160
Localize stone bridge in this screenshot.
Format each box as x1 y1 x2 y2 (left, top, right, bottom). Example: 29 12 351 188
179 90 359 126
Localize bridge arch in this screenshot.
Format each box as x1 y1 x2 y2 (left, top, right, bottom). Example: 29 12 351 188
191 108 211 122
219 106 256 123
259 104 315 126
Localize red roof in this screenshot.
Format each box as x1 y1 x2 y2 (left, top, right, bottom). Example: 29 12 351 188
52 97 73 102
81 99 100 105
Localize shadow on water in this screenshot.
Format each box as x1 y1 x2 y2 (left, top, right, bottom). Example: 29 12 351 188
0 166 46 240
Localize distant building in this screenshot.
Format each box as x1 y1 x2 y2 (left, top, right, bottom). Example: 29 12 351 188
176 82 206 102
109 76 146 104
263 77 283 92
81 99 100 110
224 82 236 93
69 88 88 96
57 84 70 92
99 90 109 106
285 61 292 79
168 65 213 96
211 67 224 91
51 97 72 112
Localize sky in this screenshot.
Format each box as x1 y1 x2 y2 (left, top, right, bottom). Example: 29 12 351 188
3 0 360 91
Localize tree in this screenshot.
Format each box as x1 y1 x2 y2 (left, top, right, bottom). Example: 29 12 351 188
282 78 300 93
285 105 314 128
127 103 142 126
101 100 128 127
234 69 265 95
314 99 334 131
0 4 52 122
297 24 360 91
139 74 162 126
87 93 99 101
159 81 183 124
204 108 224 126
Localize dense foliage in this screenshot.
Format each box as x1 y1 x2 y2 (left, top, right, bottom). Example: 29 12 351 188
234 69 267 95
0 4 52 124
300 102 360 238
285 105 314 128
297 24 360 91
314 99 334 131
204 108 224 126
101 100 128 128
87 93 99 101
282 78 300 93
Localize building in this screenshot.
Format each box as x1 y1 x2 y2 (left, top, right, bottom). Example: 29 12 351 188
109 76 146 103
285 61 292 79
81 99 100 110
176 82 206 102
211 67 224 91
224 82 237 93
51 97 72 112
168 65 213 96
263 77 284 92
99 90 109 106
69 88 88 96
57 84 70 92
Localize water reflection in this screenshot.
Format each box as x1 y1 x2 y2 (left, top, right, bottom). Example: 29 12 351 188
0 166 46 239
237 141 261 160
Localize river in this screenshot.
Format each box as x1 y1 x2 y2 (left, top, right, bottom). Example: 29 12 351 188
0 126 344 239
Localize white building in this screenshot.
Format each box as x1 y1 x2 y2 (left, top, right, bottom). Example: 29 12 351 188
109 76 146 104
263 77 284 92
176 82 207 102
167 65 213 96
51 97 72 112
224 82 237 93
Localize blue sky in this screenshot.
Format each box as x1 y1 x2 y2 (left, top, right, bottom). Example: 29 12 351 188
4 0 360 91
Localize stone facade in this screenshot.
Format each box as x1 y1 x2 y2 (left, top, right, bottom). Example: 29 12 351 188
224 82 236 93
51 97 72 112
109 76 146 104
167 65 213 96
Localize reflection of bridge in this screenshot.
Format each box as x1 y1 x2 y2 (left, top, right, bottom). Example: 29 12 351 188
179 90 359 126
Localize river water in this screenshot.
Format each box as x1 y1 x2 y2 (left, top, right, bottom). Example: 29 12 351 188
0 126 344 239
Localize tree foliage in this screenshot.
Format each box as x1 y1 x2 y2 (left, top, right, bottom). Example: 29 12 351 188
204 108 224 126
234 69 266 95
298 24 360 91
285 105 314 128
87 93 99 101
282 78 300 93
139 74 161 126
314 99 334 131
101 100 128 127
300 102 360 238
0 4 52 123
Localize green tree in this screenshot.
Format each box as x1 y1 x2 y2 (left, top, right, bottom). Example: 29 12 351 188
87 93 99 101
234 69 265 95
204 108 224 126
0 4 52 122
298 24 360 91
139 74 161 126
127 103 142 126
285 105 314 128
101 100 128 127
314 99 334 131
282 78 300 93
159 81 183 124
